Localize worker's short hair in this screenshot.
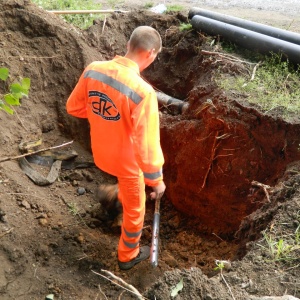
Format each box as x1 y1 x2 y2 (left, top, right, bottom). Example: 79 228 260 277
128 26 162 54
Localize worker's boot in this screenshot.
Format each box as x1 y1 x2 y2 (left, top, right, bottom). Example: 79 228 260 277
118 246 150 270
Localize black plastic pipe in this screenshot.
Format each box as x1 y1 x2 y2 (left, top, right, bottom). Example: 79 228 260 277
191 15 300 64
188 7 300 46
156 91 188 115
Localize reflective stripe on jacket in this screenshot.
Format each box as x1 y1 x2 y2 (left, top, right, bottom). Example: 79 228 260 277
66 56 164 186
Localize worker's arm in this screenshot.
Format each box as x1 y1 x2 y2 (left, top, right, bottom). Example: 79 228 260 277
131 89 165 189
66 70 88 118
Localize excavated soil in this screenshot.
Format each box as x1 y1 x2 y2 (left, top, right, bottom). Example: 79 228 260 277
0 1 299 299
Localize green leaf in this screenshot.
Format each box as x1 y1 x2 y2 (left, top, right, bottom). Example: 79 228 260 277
0 103 14 114
170 278 183 298
4 94 20 105
10 82 24 94
0 68 9 81
21 77 31 93
11 79 30 97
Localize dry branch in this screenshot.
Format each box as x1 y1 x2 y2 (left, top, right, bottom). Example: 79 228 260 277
92 269 145 300
221 272 236 300
201 50 256 65
102 15 107 33
117 291 126 300
215 260 236 300
0 140 73 163
97 284 108 300
250 61 261 81
251 180 271 202
0 228 13 239
201 131 219 189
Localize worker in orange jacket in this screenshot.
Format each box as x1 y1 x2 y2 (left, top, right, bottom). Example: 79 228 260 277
66 26 166 270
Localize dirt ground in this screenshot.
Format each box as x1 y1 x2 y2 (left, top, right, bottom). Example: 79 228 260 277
0 0 299 299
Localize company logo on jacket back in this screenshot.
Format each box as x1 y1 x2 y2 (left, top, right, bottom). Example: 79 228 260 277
89 91 120 121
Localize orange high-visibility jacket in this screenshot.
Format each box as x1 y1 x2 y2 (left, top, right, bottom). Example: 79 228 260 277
66 56 164 186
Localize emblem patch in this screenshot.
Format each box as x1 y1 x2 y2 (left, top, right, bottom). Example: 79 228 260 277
89 90 120 121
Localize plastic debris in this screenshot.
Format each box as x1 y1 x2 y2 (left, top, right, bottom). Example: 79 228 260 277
149 4 167 14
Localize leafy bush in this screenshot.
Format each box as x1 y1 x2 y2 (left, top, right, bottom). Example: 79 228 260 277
0 68 30 114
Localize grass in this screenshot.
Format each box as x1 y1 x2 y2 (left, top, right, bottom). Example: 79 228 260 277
179 22 192 31
258 226 300 263
166 4 184 12
31 0 103 29
144 2 154 9
68 202 79 215
106 0 124 9
217 52 300 115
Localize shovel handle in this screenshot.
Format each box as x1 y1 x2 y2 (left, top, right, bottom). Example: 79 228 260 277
150 212 160 267
150 195 162 267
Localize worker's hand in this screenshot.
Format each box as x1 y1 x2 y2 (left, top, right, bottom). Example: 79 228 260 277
150 181 166 200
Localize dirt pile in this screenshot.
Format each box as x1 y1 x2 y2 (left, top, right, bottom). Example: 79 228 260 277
0 1 299 299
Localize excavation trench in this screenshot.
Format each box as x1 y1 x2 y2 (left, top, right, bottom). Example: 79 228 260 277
136 71 300 274
1 3 300 298
2 0 298 273
146 47 299 234
58 9 300 272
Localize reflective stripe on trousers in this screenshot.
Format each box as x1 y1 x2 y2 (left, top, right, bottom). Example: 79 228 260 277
117 174 146 262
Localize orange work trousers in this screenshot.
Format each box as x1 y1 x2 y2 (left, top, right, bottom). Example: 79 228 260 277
117 174 146 262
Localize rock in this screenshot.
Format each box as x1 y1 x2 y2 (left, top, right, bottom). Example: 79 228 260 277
68 170 84 181
36 213 48 219
75 233 85 244
82 170 93 182
21 200 31 209
39 218 48 227
0 209 7 223
77 187 86 195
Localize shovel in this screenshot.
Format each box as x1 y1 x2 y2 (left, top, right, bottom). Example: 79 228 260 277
150 194 162 267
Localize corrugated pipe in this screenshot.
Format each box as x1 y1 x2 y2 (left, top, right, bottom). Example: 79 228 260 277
156 91 188 115
188 7 300 46
190 15 300 64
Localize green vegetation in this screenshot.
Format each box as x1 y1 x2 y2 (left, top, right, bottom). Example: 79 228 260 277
144 2 154 9
106 0 124 9
31 1 300 117
170 278 183 298
214 260 225 271
166 4 183 12
179 22 192 31
217 53 300 114
68 202 79 215
0 68 30 114
31 0 102 29
258 225 300 263
214 260 235 299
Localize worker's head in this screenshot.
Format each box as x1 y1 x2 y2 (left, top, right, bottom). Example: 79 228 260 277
126 26 162 71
